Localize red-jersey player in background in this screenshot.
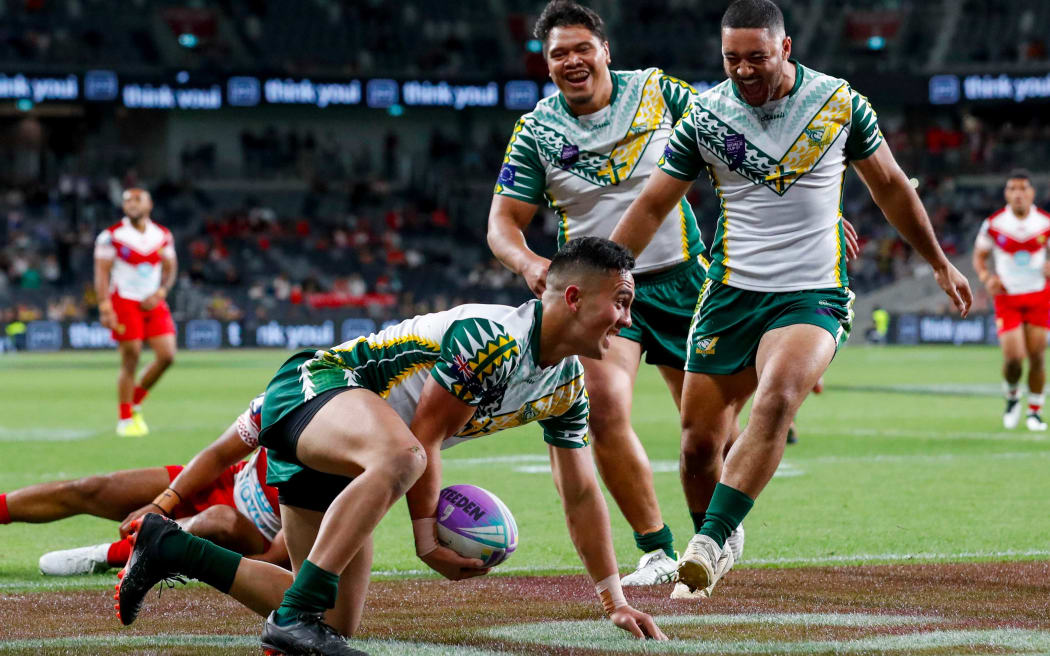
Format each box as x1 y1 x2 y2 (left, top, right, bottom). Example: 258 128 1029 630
973 169 1050 432
93 188 178 437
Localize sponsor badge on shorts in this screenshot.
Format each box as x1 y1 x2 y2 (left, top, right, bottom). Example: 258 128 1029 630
724 133 746 171
498 164 517 187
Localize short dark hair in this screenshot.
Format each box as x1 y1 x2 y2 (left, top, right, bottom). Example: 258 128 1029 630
1008 168 1032 182
547 237 634 288
721 0 785 34
534 0 607 44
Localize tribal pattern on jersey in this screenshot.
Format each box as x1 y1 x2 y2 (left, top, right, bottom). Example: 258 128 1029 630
261 300 589 457
495 68 705 273
659 62 883 292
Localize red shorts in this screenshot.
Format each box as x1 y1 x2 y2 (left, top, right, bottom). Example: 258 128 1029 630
994 288 1050 334
110 293 176 342
165 464 240 517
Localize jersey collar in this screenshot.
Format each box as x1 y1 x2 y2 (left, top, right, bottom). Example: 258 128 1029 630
730 58 804 105
557 69 620 118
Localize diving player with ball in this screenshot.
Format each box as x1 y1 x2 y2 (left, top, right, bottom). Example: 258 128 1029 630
116 237 667 655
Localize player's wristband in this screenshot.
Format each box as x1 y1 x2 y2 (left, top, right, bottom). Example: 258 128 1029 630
594 573 628 614
412 517 439 557
151 488 182 516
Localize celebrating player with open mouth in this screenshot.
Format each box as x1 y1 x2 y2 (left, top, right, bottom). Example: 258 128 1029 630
973 169 1050 431
115 238 666 655
93 188 178 437
611 0 971 599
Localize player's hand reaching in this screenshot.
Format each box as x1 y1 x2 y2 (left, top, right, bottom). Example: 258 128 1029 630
420 545 491 581
521 256 551 297
139 291 164 312
610 605 668 640
119 505 155 538
934 261 973 317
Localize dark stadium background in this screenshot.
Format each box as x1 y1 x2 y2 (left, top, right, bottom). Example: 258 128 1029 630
1 0 1046 350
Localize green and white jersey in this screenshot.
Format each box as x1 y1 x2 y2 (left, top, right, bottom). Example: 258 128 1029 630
659 62 883 292
265 300 588 450
495 68 706 274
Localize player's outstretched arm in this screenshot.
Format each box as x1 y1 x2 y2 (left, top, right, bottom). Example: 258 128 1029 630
405 377 490 581
852 142 973 316
487 194 549 296
548 445 667 640
610 168 693 257
119 419 255 536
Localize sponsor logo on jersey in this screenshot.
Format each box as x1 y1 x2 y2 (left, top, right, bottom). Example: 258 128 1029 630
498 163 517 187
805 126 827 145
517 402 538 423
724 134 746 171
119 245 131 259
695 336 719 356
1014 251 1032 266
558 144 580 168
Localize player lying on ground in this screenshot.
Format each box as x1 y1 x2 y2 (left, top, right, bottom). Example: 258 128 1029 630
973 169 1050 431
611 0 971 599
0 394 286 573
114 237 667 656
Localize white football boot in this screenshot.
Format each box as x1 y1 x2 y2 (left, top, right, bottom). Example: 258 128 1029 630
621 549 678 586
1026 412 1048 432
1003 398 1023 429
725 523 745 563
39 543 111 576
675 534 735 598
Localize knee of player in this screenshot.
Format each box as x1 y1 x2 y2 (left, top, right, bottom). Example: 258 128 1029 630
185 505 239 541
382 445 427 496
679 430 723 463
69 475 107 501
155 352 176 369
751 388 798 424
1006 358 1025 374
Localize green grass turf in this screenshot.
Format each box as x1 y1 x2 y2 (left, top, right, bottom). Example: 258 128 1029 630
0 345 1047 588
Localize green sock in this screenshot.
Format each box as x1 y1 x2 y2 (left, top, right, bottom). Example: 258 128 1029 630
634 524 675 559
273 559 339 626
157 530 241 593
689 511 706 534
699 483 754 548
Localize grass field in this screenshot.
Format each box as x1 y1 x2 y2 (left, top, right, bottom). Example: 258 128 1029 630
1 344 1049 654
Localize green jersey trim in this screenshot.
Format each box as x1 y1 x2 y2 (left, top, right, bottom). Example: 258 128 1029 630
529 300 542 367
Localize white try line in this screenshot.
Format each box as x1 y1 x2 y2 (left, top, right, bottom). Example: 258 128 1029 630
0 426 98 442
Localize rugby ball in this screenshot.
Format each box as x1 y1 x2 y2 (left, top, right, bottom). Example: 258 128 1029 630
436 484 518 567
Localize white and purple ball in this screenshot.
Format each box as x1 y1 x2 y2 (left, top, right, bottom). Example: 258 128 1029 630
436 484 518 567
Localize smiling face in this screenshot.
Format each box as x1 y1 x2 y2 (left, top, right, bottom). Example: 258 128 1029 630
569 268 634 360
721 26 792 107
544 25 613 115
1005 177 1035 217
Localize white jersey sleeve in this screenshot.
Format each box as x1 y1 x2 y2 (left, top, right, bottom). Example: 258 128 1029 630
974 219 994 252
94 230 116 260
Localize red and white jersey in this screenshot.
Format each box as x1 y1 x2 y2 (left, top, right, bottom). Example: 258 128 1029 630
232 394 282 542
975 206 1050 295
93 217 175 302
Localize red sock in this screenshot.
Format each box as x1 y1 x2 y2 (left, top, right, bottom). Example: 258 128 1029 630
119 403 133 420
107 539 132 567
0 493 9 524
133 386 148 406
